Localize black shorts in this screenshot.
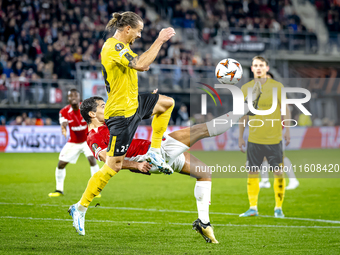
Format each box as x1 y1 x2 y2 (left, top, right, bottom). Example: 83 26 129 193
105 93 159 157
247 141 283 172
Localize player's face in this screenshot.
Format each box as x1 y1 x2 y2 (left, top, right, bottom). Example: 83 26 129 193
68 91 80 105
128 21 143 45
95 100 105 123
251 59 269 78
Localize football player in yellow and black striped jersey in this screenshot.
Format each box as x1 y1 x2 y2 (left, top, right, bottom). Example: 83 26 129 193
258 72 299 190
238 56 290 218
68 12 177 235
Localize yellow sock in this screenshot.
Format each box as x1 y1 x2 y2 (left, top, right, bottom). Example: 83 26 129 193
274 175 285 208
151 100 174 148
80 164 117 207
247 174 260 208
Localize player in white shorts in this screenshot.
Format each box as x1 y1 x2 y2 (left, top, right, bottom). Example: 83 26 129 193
59 141 94 164
68 82 262 242
48 89 99 197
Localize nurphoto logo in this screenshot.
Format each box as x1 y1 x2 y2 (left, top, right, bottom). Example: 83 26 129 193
200 83 312 128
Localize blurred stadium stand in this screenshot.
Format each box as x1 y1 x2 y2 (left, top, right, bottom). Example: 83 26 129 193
0 0 339 126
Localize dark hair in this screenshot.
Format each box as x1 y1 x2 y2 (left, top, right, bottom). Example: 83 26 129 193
267 72 274 79
252 56 269 66
80 96 104 124
106 12 143 32
68 88 80 94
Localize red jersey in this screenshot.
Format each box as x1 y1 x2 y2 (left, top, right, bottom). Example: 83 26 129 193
59 104 87 143
87 124 150 161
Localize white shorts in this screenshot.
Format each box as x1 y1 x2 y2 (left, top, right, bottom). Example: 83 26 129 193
59 142 93 164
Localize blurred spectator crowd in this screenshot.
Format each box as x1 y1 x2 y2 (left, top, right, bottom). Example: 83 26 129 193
0 0 213 85
150 0 310 42
314 0 340 33
0 112 54 126
314 0 340 52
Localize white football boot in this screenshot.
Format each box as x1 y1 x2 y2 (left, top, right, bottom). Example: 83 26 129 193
68 204 86 236
145 150 173 175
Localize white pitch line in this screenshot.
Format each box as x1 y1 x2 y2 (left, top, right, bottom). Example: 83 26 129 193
0 216 340 229
0 202 340 224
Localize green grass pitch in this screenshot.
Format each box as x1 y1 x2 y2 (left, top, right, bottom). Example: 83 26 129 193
0 149 340 254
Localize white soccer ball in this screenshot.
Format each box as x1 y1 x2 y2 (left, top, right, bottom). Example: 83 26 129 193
215 58 243 85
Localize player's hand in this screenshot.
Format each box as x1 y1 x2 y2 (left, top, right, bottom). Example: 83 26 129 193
137 162 152 173
284 129 291 146
61 126 67 138
239 137 246 153
158 27 176 43
152 89 158 94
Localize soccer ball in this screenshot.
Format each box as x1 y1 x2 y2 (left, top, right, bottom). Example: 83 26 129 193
215 58 243 85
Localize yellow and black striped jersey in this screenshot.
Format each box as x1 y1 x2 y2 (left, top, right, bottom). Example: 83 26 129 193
241 79 284 144
101 37 138 119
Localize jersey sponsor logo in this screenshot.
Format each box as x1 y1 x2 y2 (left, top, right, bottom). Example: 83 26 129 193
125 52 134 61
115 43 124 51
71 125 87 131
119 48 129 57
92 143 98 152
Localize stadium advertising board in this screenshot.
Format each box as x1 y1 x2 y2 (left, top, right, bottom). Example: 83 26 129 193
82 79 108 101
2 126 68 152
1 126 339 153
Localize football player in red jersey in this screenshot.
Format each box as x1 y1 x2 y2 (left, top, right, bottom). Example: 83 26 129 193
48 89 99 197
69 86 261 242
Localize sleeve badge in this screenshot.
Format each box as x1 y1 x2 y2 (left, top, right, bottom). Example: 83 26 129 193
92 143 98 152
115 43 124 51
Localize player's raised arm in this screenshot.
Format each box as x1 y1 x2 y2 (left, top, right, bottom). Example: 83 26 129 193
128 27 175 71
105 12 175 72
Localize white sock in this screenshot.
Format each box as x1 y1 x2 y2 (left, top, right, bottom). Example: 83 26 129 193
90 164 100 176
55 167 66 192
194 181 211 224
250 206 258 211
284 157 297 180
77 202 88 213
261 160 269 182
149 147 161 154
206 104 247 137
